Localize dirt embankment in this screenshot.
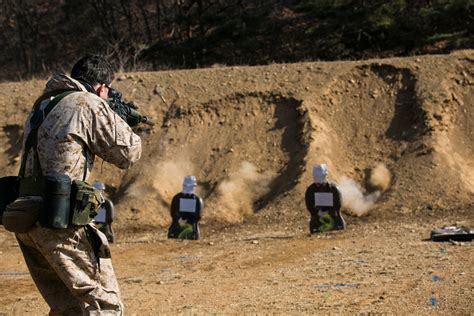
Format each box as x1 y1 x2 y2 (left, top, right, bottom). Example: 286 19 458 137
3 50 473 229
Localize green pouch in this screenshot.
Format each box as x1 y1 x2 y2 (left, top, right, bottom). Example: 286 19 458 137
3 196 42 233
70 180 104 226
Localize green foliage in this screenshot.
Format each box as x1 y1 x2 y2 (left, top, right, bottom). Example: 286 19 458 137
426 31 468 42
292 0 473 57
368 1 406 29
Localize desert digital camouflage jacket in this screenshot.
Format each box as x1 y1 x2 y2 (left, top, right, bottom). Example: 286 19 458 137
21 73 142 181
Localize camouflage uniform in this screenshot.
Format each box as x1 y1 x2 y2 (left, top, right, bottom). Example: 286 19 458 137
15 74 141 315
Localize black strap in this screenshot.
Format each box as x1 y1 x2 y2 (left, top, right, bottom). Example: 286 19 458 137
19 90 77 178
31 89 71 111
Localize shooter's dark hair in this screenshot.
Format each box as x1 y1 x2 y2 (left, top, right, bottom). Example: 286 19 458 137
70 54 115 86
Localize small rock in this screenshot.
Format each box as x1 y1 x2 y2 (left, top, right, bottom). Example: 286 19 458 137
433 113 443 121
400 206 411 214
153 85 162 94
370 90 379 98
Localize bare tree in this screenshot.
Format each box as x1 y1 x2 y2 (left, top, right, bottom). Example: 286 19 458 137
138 0 153 43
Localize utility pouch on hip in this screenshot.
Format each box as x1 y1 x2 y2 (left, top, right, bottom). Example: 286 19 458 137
70 180 104 226
18 177 45 197
40 173 71 229
0 176 20 225
3 196 42 233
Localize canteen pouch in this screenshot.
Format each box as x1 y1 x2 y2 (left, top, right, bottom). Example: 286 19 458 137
41 172 72 229
3 196 42 233
70 180 104 226
0 176 20 225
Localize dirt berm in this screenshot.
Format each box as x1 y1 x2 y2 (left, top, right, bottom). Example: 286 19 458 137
0 51 472 314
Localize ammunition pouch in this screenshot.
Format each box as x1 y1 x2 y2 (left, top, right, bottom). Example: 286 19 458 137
1 173 104 232
41 173 71 229
2 173 71 232
70 180 104 226
0 176 20 225
3 196 42 233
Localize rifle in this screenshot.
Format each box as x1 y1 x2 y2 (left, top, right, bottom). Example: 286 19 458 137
108 88 155 127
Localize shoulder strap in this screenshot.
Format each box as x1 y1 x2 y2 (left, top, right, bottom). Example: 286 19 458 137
19 90 77 179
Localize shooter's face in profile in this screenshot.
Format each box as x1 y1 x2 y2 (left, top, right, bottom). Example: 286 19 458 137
95 83 111 100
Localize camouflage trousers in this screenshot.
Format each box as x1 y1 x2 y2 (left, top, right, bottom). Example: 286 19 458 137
16 223 123 315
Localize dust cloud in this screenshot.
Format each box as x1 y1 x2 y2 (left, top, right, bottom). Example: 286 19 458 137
118 158 193 226
216 161 275 223
369 163 391 191
124 181 154 200
124 156 194 207
338 164 391 216
150 158 196 204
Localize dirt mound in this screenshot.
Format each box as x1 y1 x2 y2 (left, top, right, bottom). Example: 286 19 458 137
305 63 434 216
430 58 474 192
0 51 473 230
114 92 307 227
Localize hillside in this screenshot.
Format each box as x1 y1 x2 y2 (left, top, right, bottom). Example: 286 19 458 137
0 51 472 314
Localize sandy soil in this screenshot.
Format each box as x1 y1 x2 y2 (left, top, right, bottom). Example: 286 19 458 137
0 50 473 314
